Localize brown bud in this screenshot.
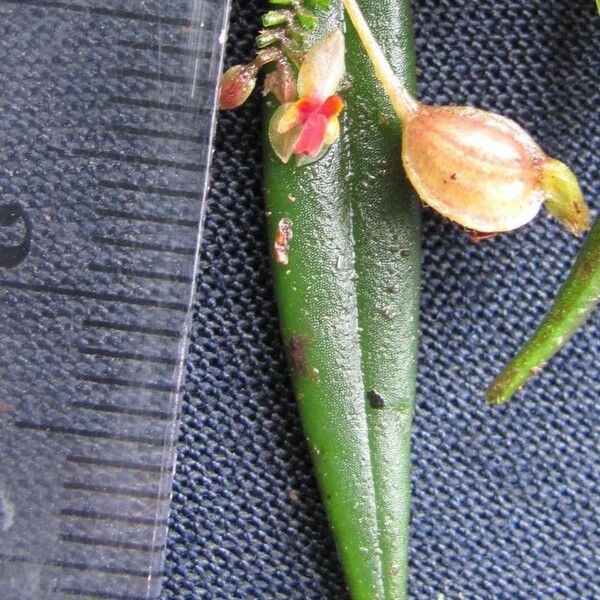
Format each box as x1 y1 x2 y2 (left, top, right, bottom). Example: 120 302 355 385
219 65 257 110
264 60 297 104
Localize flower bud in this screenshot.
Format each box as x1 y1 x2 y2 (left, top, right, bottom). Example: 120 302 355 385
402 105 590 234
264 60 297 104
219 65 257 110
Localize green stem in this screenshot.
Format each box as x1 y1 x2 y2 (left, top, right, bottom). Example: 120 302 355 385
486 214 600 404
342 0 418 122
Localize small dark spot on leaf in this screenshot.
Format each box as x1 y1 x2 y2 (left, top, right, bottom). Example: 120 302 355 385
450 173 457 180
286 334 310 376
367 390 385 409
380 307 392 319
580 257 595 278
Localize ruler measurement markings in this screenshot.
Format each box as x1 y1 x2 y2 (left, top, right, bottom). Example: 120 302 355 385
63 147 206 173
95 207 197 229
116 39 206 58
0 556 163 579
99 179 198 200
108 94 207 115
87 263 192 285
62 482 169 501
65 455 163 473
82 319 182 340
77 347 179 368
106 124 203 145
1 0 230 594
110 67 194 85
70 401 173 421
78 346 179 367
15 422 167 446
59 508 167 527
109 78 212 99
53 587 153 600
77 374 180 393
62 486 167 504
84 270 189 292
61 533 167 553
0 0 202 27
91 235 197 257
60 564 163 580
0 280 189 311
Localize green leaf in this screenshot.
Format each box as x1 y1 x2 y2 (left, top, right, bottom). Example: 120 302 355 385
304 0 332 10
296 12 317 30
263 1 420 597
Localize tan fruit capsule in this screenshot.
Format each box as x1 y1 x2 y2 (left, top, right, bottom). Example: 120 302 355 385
402 106 589 234
343 0 590 236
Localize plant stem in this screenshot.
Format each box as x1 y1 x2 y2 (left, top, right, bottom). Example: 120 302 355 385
342 0 418 121
486 214 600 404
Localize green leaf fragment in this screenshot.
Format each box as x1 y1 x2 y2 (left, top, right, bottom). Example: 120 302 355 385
304 0 332 10
262 10 289 27
296 12 318 30
487 213 600 405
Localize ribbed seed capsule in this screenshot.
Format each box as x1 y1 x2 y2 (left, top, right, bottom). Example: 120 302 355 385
402 106 589 234
343 0 590 236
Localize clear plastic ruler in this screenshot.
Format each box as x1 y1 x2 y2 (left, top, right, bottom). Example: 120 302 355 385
0 1 231 598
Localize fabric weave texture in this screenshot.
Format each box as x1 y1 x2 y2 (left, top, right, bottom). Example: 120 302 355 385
163 1 599 598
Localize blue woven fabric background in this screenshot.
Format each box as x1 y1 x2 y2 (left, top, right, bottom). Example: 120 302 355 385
163 1 599 598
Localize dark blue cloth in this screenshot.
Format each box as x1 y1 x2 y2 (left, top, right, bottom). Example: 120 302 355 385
163 1 599 598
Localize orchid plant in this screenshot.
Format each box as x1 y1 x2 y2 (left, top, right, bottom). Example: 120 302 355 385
218 0 597 597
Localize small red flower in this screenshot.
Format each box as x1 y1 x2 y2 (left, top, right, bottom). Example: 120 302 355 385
292 95 345 157
269 30 346 164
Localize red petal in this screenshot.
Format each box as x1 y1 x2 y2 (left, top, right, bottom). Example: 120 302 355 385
297 98 321 123
295 113 329 157
320 95 344 119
